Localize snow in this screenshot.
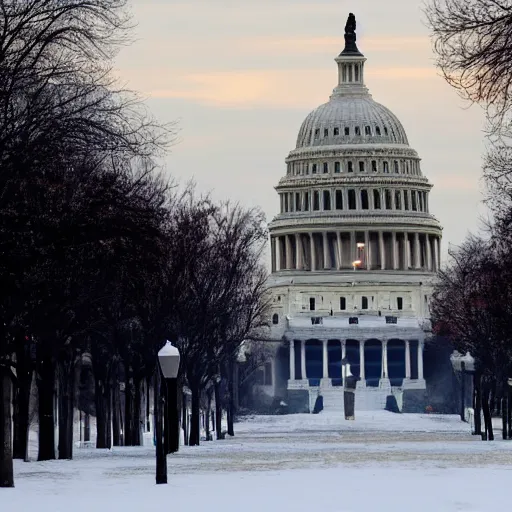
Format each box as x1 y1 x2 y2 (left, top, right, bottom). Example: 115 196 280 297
4 411 512 512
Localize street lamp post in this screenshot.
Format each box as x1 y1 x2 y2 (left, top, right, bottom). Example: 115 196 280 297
341 358 355 420
156 341 181 485
450 351 475 423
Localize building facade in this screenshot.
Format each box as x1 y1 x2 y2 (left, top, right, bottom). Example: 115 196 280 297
258 16 442 413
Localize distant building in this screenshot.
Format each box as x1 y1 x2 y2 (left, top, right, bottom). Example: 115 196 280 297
253 15 442 413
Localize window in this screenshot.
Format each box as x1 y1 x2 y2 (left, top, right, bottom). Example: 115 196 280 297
365 126 371 135
418 192 423 212
349 317 359 324
397 297 403 310
348 189 356 210
314 129 320 139
311 317 323 325
359 161 365 172
361 190 369 210
394 160 399 173
272 313 279 325
362 296 368 310
313 191 320 210
395 190 401 210
284 194 289 212
385 190 392 210
347 161 353 173
373 189 381 209
404 192 409 210
383 161 389 173
376 126 381 136
309 297 316 311
295 193 301 211
412 191 417 211
385 316 397 324
304 192 310 211
312 163 317 174
340 297 346 310
334 161 341 173
372 160 377 172
323 162 328 174
324 128 329 137
355 126 361 136
323 190 331 210
384 127 389 136
344 127 350 136
334 127 340 136
406 162 410 174
335 190 343 210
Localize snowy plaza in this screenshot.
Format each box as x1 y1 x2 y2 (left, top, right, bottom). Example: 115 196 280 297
4 412 512 512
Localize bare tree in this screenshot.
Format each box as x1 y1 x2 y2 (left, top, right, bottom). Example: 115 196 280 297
425 0 512 122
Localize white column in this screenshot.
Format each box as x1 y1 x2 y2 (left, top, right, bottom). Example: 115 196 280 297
426 234 432 271
285 234 293 269
323 232 330 269
289 340 295 381
392 232 398 270
276 236 282 271
382 339 388 379
322 340 329 379
336 231 342 269
359 340 365 381
296 233 303 270
271 237 276 272
403 232 409 270
301 340 307 380
341 340 346 361
405 340 411 379
379 231 385 270
310 233 316 271
414 232 421 269
417 340 424 380
365 230 370 270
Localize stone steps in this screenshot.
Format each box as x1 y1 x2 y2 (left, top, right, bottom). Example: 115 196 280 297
319 387 391 412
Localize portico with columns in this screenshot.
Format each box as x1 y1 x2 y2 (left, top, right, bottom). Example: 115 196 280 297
261 13 438 413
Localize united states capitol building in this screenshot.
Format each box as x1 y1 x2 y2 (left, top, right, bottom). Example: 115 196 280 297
254 15 442 414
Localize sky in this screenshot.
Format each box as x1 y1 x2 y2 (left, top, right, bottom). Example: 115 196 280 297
114 0 488 264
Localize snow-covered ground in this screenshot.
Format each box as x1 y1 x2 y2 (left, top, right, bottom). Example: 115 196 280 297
4 411 512 511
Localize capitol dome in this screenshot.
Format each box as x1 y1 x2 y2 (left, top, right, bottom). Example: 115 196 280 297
296 97 410 148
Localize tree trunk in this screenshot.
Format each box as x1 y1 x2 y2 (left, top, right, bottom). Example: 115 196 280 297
189 385 201 446
146 377 151 432
37 355 56 461
95 376 108 449
182 392 188 446
112 381 121 446
13 341 32 461
508 383 512 440
482 382 494 441
57 357 75 460
227 361 235 437
124 372 134 446
502 394 508 440
205 388 212 441
214 380 223 440
132 377 142 446
0 365 14 487
474 373 482 436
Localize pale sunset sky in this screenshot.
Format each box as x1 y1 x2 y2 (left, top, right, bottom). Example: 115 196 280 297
115 0 487 263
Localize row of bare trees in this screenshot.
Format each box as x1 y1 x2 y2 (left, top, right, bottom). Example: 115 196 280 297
426 0 512 440
0 0 269 488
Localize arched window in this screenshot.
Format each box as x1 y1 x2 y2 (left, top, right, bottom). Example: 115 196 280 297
383 161 389 173
323 190 331 210
334 127 340 136
359 161 365 172
313 191 320 210
355 126 361 136
395 190 401 210
385 190 392 210
272 314 279 325
375 126 381 136
348 189 356 210
361 190 369 210
394 160 399 173
371 160 377 172
365 126 371 135
335 190 343 210
373 190 381 209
